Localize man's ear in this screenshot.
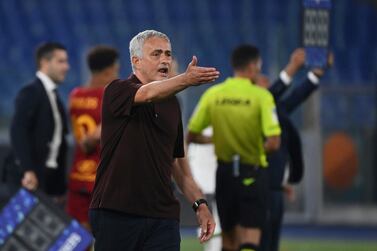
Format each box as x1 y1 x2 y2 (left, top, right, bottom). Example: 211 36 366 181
132 56 140 70
39 57 50 71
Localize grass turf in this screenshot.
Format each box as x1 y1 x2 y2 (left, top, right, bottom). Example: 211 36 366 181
181 237 377 251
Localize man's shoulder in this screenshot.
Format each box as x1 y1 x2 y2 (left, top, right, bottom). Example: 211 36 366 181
105 76 141 94
17 79 44 96
250 84 274 99
202 81 228 97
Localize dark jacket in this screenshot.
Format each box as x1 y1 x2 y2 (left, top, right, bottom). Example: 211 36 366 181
10 78 68 195
267 77 318 189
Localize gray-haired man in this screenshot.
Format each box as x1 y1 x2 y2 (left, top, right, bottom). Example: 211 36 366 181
89 30 219 250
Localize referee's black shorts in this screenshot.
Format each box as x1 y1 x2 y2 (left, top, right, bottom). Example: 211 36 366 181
215 161 269 232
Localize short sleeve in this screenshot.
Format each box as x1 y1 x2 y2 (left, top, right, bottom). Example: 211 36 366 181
188 91 211 133
261 91 281 137
104 79 142 117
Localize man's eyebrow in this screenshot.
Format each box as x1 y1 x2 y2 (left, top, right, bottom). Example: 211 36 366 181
151 49 171 53
151 49 163 54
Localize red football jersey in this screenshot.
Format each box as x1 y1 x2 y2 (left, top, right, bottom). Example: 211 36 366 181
68 86 104 193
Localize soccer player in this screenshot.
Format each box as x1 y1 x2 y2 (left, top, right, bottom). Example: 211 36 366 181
66 46 119 229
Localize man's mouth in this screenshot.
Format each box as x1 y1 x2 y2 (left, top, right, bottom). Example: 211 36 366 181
158 67 169 75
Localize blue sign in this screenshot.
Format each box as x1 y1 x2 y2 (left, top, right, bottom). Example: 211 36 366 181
303 0 331 67
0 189 93 251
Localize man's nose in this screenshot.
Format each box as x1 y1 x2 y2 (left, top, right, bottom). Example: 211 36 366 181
160 54 171 63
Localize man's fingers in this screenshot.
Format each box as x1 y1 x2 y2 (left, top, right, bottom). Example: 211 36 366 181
197 70 220 77
189 55 198 67
194 67 218 73
207 221 215 237
199 225 207 243
22 173 38 191
196 71 220 80
198 220 215 243
197 76 220 83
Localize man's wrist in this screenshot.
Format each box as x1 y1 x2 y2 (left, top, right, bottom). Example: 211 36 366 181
279 70 292 86
308 71 320 85
192 198 208 212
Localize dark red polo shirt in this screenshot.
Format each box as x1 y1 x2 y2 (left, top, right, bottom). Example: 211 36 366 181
90 74 184 220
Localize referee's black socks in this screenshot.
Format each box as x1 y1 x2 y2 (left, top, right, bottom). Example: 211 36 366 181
238 243 259 251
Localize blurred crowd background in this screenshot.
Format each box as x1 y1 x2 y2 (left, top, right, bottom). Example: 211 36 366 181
0 0 376 228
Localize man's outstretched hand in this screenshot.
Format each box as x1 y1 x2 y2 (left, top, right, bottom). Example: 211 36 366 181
184 56 220 86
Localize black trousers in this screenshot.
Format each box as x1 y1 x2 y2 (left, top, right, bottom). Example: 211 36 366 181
89 209 181 251
260 190 284 251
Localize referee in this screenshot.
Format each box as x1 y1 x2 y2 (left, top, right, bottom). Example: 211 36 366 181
187 44 281 251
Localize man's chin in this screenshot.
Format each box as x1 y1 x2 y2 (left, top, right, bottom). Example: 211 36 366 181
156 73 169 80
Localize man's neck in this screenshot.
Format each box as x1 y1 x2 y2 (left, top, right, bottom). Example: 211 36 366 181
234 71 252 80
134 72 150 85
88 75 112 88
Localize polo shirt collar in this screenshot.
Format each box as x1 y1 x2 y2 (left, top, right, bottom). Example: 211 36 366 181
226 77 254 86
129 73 142 84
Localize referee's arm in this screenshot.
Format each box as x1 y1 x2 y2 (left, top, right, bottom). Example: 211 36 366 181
261 91 282 153
264 136 280 153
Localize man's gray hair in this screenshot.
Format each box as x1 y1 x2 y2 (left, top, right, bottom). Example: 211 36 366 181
129 30 170 71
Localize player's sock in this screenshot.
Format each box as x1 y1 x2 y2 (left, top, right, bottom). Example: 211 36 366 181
238 243 259 251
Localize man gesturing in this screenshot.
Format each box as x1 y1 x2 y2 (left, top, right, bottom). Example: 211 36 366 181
90 30 219 251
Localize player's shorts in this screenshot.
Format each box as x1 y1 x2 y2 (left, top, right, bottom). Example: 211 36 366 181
66 189 92 223
215 161 269 231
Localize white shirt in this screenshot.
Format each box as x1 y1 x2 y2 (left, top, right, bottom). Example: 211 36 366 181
36 71 63 169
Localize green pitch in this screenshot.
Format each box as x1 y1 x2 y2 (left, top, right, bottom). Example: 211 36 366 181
181 237 377 251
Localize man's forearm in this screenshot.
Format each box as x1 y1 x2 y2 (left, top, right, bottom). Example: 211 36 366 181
135 74 189 103
135 57 220 104
186 132 212 144
173 158 204 203
10 125 35 172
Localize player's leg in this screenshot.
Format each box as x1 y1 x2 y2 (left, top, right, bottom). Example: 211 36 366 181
66 190 92 230
269 190 284 251
259 190 273 251
216 163 239 251
238 167 269 251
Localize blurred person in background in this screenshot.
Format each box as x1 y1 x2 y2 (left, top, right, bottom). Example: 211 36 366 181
258 49 333 251
188 44 281 251
10 42 70 205
66 46 119 230
89 30 219 251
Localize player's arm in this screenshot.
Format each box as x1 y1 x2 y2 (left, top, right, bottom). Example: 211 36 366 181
264 136 281 153
261 92 281 153
269 48 306 99
172 155 216 244
186 132 212 144
80 124 101 155
187 88 213 145
134 56 219 104
282 52 333 113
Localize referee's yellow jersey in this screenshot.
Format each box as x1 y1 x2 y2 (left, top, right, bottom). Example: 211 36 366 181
188 77 281 167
